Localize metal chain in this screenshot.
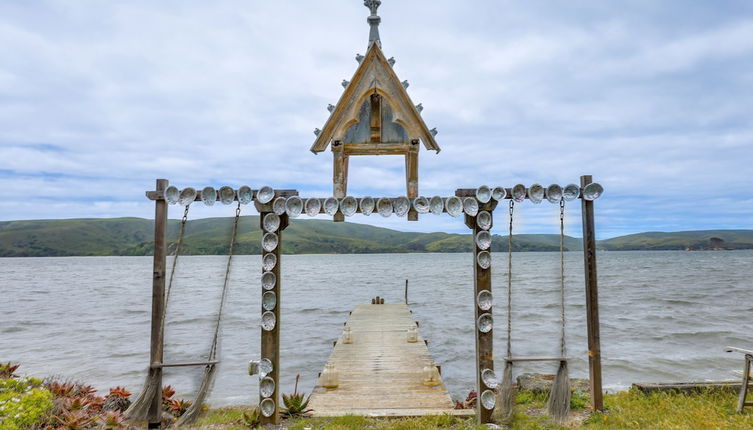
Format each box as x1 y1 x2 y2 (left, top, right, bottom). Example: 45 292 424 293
507 200 514 358
208 202 241 360
160 204 190 339
559 199 567 357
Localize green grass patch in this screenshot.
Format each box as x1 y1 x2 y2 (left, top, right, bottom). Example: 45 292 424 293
190 389 753 430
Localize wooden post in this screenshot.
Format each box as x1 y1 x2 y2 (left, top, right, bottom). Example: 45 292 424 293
406 140 419 221
332 141 347 222
148 179 168 428
257 204 289 426
580 175 603 411
464 199 496 425
404 279 409 305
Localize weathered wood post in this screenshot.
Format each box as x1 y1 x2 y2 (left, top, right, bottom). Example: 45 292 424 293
256 195 290 426
148 178 168 429
580 175 603 411
462 192 497 424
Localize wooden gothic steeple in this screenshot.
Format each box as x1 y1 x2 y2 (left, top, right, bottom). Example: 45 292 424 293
310 0 439 220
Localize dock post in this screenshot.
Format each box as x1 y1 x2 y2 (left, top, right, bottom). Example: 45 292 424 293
148 179 168 428
404 279 408 304
580 175 603 411
257 198 290 426
463 194 497 425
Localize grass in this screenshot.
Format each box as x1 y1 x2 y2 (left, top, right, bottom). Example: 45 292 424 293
187 389 753 429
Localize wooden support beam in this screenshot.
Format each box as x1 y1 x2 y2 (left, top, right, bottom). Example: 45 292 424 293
342 142 410 155
256 204 288 426
150 361 219 368
580 175 603 411
148 179 168 428
466 200 497 425
406 141 419 221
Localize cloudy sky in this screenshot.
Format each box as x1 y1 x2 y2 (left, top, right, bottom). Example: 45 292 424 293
1 0 751 238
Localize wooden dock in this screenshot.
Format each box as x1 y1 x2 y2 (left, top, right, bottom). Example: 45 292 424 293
308 304 472 417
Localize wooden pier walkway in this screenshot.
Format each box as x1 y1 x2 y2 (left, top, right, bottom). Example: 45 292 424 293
308 303 472 417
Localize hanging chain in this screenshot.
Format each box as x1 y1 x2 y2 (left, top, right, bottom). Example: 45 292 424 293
559 198 567 357
160 204 190 339
208 202 241 360
507 200 514 358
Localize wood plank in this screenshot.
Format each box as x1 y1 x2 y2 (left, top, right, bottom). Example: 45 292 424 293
581 175 604 411
308 304 461 417
148 178 168 427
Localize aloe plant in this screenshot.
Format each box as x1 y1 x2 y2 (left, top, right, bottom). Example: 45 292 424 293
281 374 313 418
242 407 262 429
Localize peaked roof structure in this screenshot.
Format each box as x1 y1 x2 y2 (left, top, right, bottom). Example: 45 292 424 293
309 1 439 154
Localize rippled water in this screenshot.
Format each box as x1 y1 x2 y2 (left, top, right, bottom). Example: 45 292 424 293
2 251 752 406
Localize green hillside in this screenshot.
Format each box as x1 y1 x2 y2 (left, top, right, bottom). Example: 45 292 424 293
0 217 751 257
0 217 580 257
599 230 753 251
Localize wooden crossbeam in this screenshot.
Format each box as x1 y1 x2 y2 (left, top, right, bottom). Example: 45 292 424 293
150 361 219 368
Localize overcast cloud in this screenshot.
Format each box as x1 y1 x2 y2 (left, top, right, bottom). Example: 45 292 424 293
1 0 752 237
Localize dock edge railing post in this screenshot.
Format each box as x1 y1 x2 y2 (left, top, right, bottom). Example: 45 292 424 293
580 175 603 411
148 178 168 428
404 279 408 304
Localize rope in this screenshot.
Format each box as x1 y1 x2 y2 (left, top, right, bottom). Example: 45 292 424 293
161 204 190 341
559 199 567 357
507 200 514 359
208 202 241 360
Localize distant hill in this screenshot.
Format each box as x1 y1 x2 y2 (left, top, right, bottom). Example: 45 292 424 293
599 230 753 251
0 216 583 257
0 217 751 257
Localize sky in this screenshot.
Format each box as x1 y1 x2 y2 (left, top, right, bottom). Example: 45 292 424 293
0 0 752 238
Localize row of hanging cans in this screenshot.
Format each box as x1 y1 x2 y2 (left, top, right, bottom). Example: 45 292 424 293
162 183 604 216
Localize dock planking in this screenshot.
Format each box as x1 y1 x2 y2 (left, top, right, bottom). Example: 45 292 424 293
308 303 472 417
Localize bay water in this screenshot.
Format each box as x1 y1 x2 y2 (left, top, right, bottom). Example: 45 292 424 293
1 251 751 406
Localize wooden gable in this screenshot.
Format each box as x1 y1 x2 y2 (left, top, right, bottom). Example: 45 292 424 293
310 42 440 154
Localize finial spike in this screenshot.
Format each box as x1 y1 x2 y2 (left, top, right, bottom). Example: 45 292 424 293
364 0 382 47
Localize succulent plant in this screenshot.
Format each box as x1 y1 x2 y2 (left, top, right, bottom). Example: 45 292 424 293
46 381 77 398
167 398 192 417
99 411 130 429
242 407 262 429
281 374 312 418
103 387 132 413
0 362 20 379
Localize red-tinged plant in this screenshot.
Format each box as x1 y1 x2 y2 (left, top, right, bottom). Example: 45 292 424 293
62 396 92 412
162 385 176 401
54 408 97 429
47 381 77 398
108 386 132 398
75 384 97 397
99 411 130 429
167 398 192 417
103 387 132 413
0 361 20 379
